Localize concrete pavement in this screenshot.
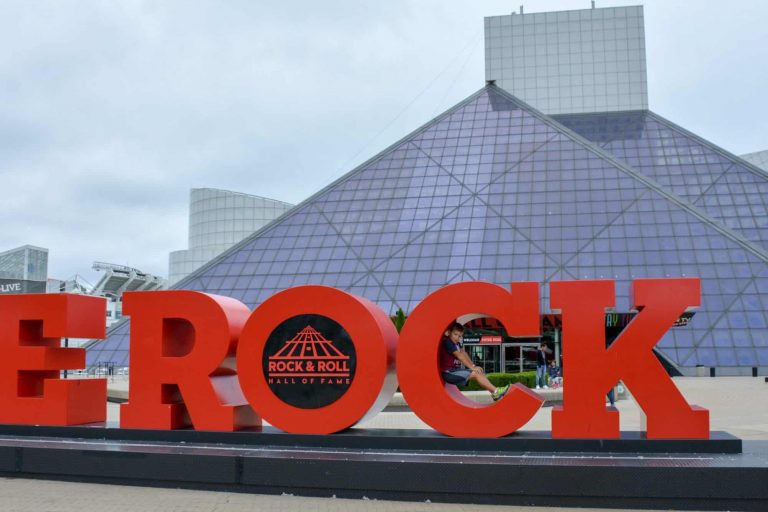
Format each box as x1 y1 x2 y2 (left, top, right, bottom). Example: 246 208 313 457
103 376 768 439
1 376 765 511
0 478 657 512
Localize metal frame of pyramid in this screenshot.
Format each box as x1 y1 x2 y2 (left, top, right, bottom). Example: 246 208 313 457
87 84 768 374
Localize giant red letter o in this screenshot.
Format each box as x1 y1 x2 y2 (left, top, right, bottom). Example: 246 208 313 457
237 286 397 434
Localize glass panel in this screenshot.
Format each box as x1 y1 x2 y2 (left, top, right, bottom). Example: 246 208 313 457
89 88 768 371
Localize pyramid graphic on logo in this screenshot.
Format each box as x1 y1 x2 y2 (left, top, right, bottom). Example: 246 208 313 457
267 326 351 378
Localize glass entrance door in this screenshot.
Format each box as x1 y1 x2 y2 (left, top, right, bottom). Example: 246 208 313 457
503 344 522 373
466 344 500 373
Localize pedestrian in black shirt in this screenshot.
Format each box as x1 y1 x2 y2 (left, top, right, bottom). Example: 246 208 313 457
535 343 548 389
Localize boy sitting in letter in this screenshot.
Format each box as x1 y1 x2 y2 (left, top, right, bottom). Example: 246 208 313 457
440 322 509 401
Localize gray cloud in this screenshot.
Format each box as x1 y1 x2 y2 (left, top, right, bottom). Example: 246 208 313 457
1 0 765 284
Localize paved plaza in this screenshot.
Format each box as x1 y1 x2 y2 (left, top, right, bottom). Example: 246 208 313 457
0 478 664 512
103 376 768 440
1 377 766 511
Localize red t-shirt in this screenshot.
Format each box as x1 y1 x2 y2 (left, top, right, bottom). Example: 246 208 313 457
440 336 462 372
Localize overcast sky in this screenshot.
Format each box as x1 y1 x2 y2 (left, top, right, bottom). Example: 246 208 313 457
2 0 766 285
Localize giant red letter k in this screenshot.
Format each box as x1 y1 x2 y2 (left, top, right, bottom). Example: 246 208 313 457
551 279 709 439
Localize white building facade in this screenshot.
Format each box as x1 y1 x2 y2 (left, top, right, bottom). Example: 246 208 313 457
485 5 648 115
740 150 768 172
169 188 293 285
0 245 48 294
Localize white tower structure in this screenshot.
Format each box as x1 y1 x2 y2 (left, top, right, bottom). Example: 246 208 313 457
485 5 648 115
169 188 293 285
740 150 768 172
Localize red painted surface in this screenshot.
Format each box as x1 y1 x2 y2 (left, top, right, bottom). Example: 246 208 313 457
0 278 710 438
0 294 107 425
550 279 709 439
237 286 398 434
397 282 544 438
120 291 259 431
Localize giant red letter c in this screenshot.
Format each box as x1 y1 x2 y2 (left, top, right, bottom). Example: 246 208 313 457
397 282 544 438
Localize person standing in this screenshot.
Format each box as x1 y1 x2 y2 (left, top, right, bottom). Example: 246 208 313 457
535 343 548 390
606 337 616 407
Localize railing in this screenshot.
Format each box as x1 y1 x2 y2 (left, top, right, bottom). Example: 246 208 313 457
64 363 129 383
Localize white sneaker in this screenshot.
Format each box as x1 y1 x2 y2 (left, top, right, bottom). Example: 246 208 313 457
543 385 549 389
535 385 541 389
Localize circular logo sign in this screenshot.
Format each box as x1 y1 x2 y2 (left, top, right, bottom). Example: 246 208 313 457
262 314 356 409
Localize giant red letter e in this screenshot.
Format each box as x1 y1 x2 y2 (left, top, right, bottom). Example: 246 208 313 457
0 294 107 425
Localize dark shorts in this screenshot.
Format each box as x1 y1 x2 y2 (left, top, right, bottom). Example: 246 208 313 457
442 368 473 386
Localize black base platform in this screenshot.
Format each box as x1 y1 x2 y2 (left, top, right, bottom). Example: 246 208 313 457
0 423 744 454
0 424 766 511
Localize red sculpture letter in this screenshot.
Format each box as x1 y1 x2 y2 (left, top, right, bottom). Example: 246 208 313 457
237 286 397 434
120 291 259 431
551 279 709 439
397 282 544 437
0 294 107 425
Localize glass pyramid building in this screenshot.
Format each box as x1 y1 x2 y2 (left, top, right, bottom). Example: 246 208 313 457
86 85 768 373
553 111 768 251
